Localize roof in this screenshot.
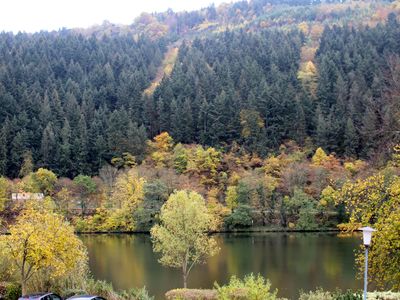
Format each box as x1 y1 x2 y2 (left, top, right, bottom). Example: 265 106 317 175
19 293 52 299
67 296 97 300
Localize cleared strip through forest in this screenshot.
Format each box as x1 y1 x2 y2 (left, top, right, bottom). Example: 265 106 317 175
144 46 179 96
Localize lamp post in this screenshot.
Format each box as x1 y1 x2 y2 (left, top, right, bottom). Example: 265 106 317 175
359 226 376 300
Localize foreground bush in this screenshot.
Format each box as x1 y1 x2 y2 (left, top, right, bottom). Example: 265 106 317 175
165 289 217 300
0 282 21 300
299 288 334 300
299 288 368 300
216 274 281 300
368 292 400 300
82 279 153 300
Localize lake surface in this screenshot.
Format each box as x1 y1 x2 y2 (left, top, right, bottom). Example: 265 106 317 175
81 232 362 300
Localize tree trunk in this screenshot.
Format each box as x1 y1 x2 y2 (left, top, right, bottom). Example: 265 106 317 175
21 268 27 295
183 273 187 289
182 263 188 288
21 279 27 296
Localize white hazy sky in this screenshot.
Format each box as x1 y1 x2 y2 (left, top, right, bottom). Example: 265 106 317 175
1 0 231 33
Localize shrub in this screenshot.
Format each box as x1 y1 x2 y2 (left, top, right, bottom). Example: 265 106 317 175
3 283 21 300
165 289 217 300
367 292 400 300
216 274 279 300
118 288 153 300
61 289 87 299
334 290 362 300
83 279 118 299
299 289 363 300
299 288 334 300
83 279 153 300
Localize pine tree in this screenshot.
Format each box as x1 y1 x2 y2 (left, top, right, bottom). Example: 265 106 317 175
315 108 329 150
75 115 90 176
0 125 8 175
59 119 72 177
40 122 57 170
344 117 358 158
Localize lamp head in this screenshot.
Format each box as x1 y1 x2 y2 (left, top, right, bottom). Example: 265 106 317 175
359 226 376 246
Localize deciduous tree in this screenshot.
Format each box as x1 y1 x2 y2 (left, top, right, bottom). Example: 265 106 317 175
150 190 219 288
73 175 97 216
0 204 87 294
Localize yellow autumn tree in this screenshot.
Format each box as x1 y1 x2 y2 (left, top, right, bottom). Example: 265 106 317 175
298 21 309 34
297 60 318 96
148 132 174 168
363 207 400 290
23 168 58 196
187 146 222 186
0 203 87 294
106 169 146 231
150 190 219 288
225 186 239 210
335 173 400 289
112 169 145 211
207 188 230 230
312 147 328 166
335 174 396 226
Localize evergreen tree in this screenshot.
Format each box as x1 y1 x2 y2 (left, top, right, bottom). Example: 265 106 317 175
344 117 358 158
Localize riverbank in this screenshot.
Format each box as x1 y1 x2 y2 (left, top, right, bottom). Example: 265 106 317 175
75 226 341 235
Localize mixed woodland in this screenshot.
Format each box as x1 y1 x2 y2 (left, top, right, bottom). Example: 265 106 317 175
0 0 399 230
0 0 400 296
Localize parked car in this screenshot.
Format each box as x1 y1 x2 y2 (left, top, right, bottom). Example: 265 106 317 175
18 293 62 300
66 296 106 300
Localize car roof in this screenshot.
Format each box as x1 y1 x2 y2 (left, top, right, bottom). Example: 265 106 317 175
67 296 98 300
20 293 55 299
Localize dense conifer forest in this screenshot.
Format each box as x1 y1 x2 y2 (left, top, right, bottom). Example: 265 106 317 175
1 1 400 178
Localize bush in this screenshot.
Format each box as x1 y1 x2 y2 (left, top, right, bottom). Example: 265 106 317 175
1 283 22 300
83 279 153 300
368 292 400 300
83 279 118 299
224 205 253 229
334 290 362 300
299 289 362 300
165 289 217 300
299 288 334 300
215 274 279 300
118 288 153 300
61 289 87 299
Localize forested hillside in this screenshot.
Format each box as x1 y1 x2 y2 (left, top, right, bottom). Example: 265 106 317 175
0 33 165 177
0 0 400 178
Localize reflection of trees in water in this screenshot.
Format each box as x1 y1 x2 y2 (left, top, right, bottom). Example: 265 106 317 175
81 233 360 299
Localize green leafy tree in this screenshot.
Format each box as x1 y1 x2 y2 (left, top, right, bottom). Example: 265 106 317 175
284 188 318 230
173 143 188 174
30 168 57 196
224 204 253 229
150 190 219 288
73 175 97 216
134 180 168 230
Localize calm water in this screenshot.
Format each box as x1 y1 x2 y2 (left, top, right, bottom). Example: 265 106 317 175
81 232 362 300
